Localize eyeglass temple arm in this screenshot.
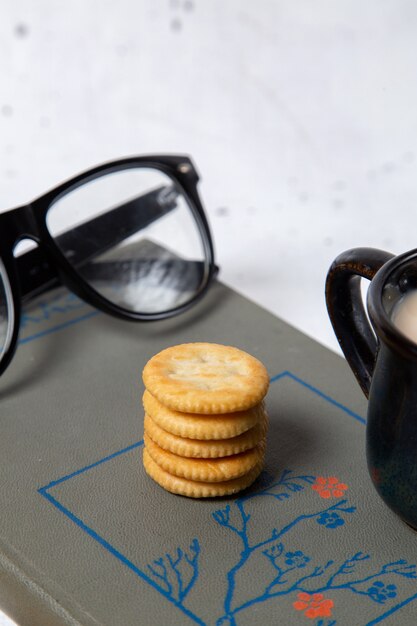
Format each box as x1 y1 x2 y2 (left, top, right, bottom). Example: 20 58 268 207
18 185 179 301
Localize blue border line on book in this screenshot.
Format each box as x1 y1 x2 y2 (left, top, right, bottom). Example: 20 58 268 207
270 370 366 425
19 310 100 345
37 371 414 626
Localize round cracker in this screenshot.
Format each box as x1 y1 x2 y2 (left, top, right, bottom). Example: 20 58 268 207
143 448 263 498
143 390 265 439
144 433 265 482
142 343 269 414
144 413 268 458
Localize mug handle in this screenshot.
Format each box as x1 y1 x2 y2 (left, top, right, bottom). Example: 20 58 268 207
325 247 394 398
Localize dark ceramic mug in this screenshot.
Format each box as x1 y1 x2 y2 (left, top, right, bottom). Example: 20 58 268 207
326 247 417 529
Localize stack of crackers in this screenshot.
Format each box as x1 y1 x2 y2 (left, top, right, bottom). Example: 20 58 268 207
142 342 270 498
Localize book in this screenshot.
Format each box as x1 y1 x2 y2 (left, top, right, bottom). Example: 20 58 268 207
1 279 416 626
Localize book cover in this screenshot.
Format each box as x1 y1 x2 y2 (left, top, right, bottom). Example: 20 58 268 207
1 281 416 626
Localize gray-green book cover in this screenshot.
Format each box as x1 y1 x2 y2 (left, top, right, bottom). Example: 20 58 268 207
1 281 417 626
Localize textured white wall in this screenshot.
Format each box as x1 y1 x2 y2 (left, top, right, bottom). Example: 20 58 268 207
1 3 417 617
2 1 417 357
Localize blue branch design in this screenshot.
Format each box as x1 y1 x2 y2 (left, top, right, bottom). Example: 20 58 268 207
212 468 415 625
217 549 417 625
146 467 416 625
241 468 316 503
213 470 356 623
147 558 172 595
146 539 200 605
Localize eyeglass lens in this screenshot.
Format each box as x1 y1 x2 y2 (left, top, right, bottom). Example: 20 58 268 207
46 167 209 315
0 260 13 361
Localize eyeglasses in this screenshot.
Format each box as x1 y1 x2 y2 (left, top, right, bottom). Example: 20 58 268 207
0 155 217 376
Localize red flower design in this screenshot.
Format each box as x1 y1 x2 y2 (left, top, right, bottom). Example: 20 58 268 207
311 476 348 499
293 592 334 619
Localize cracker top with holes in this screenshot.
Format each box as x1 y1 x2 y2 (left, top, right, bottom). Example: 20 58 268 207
142 342 269 414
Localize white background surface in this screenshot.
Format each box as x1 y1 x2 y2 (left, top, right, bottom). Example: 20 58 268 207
1 2 417 624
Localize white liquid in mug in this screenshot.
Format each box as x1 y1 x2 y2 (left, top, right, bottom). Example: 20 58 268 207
392 290 417 343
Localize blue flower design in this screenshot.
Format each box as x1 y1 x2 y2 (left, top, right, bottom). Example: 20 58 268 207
284 550 310 568
317 511 345 529
367 581 397 603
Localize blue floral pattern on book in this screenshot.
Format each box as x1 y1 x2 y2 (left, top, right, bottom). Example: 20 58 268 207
38 371 417 626
145 468 417 625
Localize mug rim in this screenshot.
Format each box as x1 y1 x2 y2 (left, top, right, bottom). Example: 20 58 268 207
368 247 417 358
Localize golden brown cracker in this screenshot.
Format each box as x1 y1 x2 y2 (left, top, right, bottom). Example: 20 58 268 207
144 412 268 458
143 448 263 498
142 342 269 414
143 390 265 439
144 433 265 482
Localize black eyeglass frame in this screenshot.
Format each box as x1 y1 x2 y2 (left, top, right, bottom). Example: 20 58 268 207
0 154 217 376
